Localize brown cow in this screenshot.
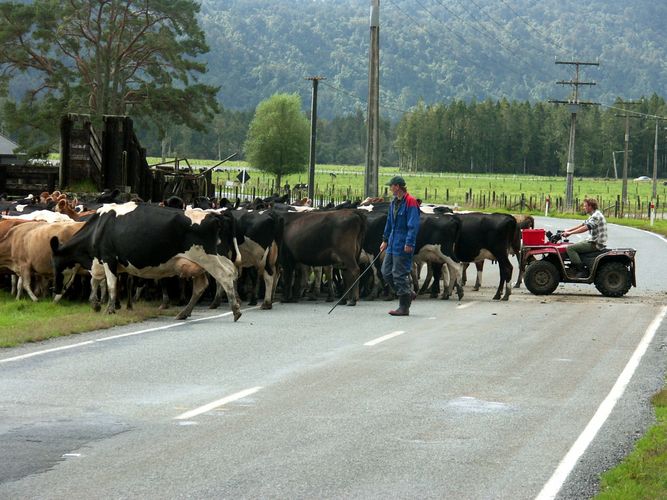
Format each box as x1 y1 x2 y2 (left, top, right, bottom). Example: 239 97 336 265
0 221 85 300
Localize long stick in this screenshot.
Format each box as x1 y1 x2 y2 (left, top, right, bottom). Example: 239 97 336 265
328 250 383 314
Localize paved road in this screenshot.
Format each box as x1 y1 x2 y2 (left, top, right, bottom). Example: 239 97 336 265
1 218 665 499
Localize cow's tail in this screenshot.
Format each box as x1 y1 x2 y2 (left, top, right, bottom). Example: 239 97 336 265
355 210 368 260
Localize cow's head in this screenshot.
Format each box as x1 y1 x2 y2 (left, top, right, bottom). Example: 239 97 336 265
49 236 67 297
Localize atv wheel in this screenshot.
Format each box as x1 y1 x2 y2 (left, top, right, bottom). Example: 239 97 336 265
524 260 560 295
594 261 631 297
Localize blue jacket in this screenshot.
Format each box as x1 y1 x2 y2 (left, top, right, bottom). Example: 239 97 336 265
383 193 420 255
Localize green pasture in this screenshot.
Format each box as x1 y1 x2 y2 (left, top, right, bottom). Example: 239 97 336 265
150 157 665 212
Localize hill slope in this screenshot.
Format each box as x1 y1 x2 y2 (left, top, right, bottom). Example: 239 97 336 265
198 0 667 117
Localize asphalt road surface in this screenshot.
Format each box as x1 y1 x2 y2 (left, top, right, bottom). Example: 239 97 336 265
1 217 666 499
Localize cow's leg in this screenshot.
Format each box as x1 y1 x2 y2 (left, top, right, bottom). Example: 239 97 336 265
196 254 241 321
513 254 524 288
461 262 469 286
18 268 39 302
133 278 145 303
89 276 102 312
308 266 322 301
342 260 360 306
419 262 434 295
102 262 119 314
125 275 134 310
410 262 420 294
430 262 443 298
472 261 483 291
210 281 222 309
176 273 208 320
15 275 24 300
494 255 513 301
440 258 463 300
280 263 296 303
10 274 17 297
260 268 274 310
246 267 259 306
323 266 336 302
159 279 172 309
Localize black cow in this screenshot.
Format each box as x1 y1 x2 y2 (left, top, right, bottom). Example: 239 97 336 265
461 214 534 290
274 209 367 305
452 212 517 301
50 202 242 321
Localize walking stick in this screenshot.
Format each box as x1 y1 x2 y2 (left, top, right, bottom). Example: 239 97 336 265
328 250 384 314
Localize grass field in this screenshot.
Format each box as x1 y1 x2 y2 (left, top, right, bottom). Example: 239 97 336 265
149 158 667 235
150 157 665 211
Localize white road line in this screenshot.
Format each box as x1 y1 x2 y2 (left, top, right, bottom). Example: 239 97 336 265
456 302 476 310
535 305 667 500
0 341 95 364
364 330 406 346
0 306 260 364
174 386 263 420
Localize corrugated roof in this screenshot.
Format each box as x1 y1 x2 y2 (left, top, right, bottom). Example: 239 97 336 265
0 133 20 155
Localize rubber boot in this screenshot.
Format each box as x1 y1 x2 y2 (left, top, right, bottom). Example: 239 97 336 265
389 294 411 316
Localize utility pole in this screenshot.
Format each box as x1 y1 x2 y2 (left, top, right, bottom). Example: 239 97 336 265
615 100 642 210
364 0 380 198
306 76 324 203
549 60 599 210
652 118 663 200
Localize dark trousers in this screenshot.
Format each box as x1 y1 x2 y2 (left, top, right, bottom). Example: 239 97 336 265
381 252 413 296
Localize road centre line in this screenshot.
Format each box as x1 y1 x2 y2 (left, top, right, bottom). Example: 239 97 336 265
364 330 406 346
535 305 667 500
174 386 263 420
0 306 260 365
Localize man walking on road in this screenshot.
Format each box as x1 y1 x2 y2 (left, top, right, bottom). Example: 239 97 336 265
379 176 421 316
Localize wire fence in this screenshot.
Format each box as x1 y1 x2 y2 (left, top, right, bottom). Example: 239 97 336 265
214 181 664 220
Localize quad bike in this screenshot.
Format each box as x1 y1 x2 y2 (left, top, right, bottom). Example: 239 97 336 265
521 229 636 297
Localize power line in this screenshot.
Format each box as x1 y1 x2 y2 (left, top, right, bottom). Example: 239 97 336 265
429 0 521 61
497 0 572 56
601 103 667 121
385 0 499 76
319 80 415 116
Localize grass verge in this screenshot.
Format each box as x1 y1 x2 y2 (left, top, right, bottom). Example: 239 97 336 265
595 388 667 499
0 291 171 348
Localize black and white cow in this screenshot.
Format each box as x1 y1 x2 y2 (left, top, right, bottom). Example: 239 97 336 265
412 212 463 300
228 208 280 309
50 202 242 321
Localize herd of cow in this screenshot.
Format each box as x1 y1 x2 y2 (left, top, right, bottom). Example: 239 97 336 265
0 190 534 322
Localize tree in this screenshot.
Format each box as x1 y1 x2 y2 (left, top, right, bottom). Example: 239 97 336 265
0 0 218 156
244 93 309 188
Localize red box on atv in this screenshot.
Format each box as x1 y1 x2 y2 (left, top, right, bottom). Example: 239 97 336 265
522 228 546 246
